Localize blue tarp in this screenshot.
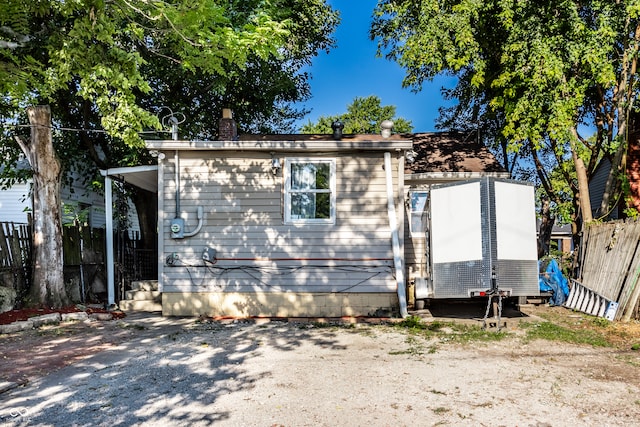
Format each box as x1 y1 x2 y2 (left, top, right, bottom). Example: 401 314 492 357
539 259 570 306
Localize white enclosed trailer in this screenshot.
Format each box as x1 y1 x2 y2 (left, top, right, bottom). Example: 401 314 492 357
416 177 539 300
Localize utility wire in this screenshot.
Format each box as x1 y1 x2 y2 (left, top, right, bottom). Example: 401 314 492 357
168 256 393 293
1 122 167 135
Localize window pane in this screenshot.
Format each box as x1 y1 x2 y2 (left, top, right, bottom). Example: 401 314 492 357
410 192 428 212
315 163 330 190
291 163 317 190
291 192 331 219
291 162 330 190
410 192 429 234
291 193 316 219
315 192 330 218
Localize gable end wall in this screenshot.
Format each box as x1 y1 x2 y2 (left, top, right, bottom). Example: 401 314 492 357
158 150 400 317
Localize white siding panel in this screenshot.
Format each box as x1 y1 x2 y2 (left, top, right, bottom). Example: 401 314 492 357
160 151 398 294
162 264 395 293
0 183 31 223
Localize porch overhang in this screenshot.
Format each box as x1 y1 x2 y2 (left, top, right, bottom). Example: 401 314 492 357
100 165 158 192
100 165 158 306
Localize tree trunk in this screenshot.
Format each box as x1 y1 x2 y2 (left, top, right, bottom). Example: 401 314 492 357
15 106 70 308
570 139 593 225
627 132 640 214
537 196 553 258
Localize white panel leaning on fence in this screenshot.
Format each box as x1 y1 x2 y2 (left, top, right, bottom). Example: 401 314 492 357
567 220 640 321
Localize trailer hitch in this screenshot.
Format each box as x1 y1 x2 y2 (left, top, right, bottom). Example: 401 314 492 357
480 267 507 331
481 290 505 331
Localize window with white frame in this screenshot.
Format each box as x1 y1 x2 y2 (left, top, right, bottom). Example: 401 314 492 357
409 191 429 236
284 158 336 224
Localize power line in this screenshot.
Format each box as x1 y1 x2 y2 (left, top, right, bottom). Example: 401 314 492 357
1 122 166 135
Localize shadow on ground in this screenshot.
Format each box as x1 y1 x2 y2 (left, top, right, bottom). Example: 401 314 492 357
411 299 534 324
0 316 345 426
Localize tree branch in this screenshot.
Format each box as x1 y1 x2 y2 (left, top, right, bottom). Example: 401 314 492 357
13 135 30 161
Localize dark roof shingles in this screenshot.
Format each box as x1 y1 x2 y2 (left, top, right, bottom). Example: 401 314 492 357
406 132 505 174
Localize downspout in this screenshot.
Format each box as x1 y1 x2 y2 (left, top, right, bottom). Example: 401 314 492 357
175 150 181 215
174 120 180 216
170 124 203 239
396 151 405 279
385 152 409 318
104 174 115 307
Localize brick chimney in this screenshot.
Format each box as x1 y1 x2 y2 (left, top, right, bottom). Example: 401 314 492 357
218 108 237 140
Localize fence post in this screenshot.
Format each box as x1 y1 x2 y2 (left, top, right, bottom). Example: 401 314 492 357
10 227 26 297
621 266 640 322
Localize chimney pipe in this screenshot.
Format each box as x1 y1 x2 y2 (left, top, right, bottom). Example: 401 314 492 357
219 108 237 140
381 120 394 138
331 120 344 140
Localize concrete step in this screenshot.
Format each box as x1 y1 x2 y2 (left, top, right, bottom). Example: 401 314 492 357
124 290 161 302
119 299 162 312
130 280 158 292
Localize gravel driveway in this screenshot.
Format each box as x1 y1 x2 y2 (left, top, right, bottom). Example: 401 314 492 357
1 309 639 426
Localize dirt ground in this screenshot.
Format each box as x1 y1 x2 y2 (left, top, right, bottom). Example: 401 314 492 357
0 304 639 426
0 317 141 386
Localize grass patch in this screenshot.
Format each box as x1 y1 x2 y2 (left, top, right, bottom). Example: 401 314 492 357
394 316 451 333
444 323 509 344
388 335 436 356
527 306 640 348
392 315 508 344
296 321 356 330
616 354 640 367
520 321 610 347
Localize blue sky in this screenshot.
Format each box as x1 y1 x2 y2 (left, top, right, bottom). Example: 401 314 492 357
296 1 455 133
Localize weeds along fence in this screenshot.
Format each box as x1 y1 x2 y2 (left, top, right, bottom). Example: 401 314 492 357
578 219 640 321
0 221 155 306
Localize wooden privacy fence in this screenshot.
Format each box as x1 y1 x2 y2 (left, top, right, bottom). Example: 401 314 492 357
0 221 156 306
63 226 107 303
0 222 31 301
575 220 640 321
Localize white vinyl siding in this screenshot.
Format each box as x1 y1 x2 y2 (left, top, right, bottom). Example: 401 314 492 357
0 179 123 230
160 151 398 294
0 183 31 223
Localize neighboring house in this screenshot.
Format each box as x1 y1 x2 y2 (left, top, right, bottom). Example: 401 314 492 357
536 219 574 256
0 178 108 227
0 160 139 231
589 157 617 220
141 116 511 318
0 181 31 224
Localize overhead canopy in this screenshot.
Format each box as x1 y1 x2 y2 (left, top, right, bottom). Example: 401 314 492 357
100 165 158 306
100 165 158 192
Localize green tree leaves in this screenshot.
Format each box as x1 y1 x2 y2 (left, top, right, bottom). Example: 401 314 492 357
0 0 294 145
300 95 413 134
372 0 640 224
